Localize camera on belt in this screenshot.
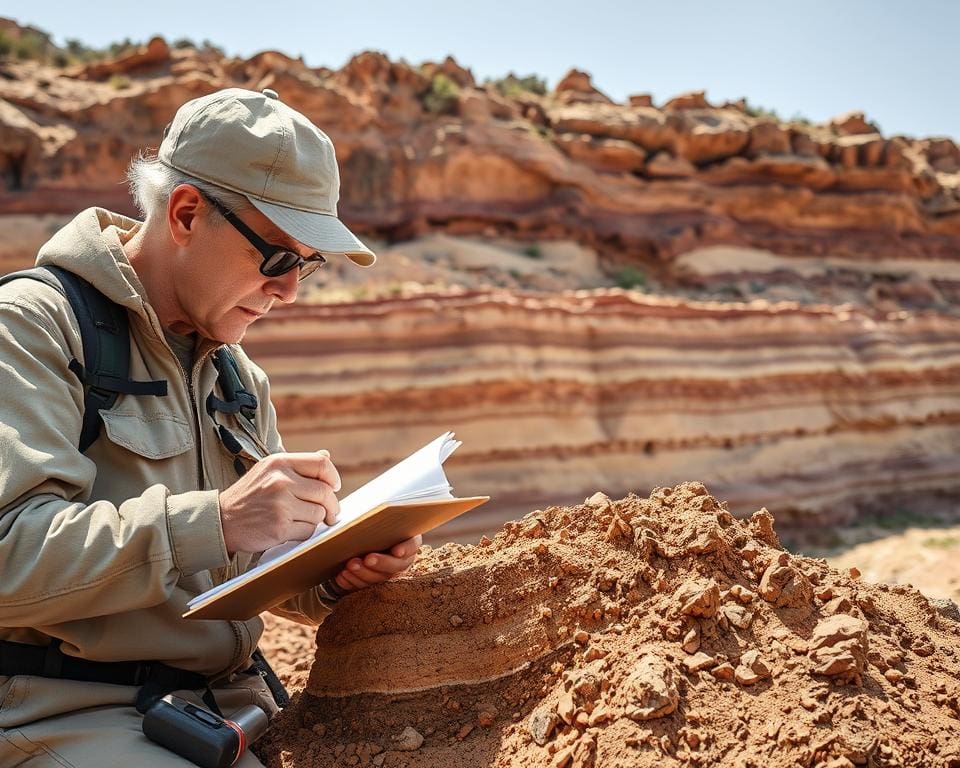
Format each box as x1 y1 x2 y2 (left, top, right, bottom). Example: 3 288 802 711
142 694 269 768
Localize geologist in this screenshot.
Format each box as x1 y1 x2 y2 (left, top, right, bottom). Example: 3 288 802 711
0 87 419 767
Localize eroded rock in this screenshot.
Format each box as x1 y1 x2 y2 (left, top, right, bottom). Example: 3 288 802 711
623 654 679 721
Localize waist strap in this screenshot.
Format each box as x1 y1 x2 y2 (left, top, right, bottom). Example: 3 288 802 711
0 639 210 713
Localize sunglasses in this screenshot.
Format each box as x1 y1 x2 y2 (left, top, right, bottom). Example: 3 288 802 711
200 191 327 281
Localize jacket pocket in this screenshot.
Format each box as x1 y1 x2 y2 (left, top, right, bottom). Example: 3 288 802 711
99 409 194 460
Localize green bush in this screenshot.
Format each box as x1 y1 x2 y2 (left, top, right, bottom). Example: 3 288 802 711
422 73 460 115
14 30 47 61
490 73 547 98
108 74 131 90
0 31 12 59
172 37 197 49
522 243 542 259
743 101 781 122
614 267 646 290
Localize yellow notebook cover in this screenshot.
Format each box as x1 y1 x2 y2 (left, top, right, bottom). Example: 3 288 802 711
184 496 488 621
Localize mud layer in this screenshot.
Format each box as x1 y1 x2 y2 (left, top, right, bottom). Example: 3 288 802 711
256 483 960 767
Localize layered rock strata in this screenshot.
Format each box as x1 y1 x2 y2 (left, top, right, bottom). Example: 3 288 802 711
256 484 960 767
243 288 960 537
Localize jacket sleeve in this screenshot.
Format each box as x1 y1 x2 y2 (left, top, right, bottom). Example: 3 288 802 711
240 356 335 626
0 290 230 627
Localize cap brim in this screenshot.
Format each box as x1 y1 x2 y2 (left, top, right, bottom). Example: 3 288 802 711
248 198 376 267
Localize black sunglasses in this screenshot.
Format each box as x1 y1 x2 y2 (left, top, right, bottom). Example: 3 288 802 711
200 191 327 281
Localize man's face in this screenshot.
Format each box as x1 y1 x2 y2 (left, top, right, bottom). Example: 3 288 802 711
168 188 313 343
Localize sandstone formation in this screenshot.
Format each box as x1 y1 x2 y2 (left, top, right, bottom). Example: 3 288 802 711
255 484 960 767
1 22 959 530
0 26 958 299
242 288 960 535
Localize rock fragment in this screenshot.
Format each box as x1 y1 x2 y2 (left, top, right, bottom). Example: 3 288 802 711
527 707 558 746
391 726 424 751
759 556 814 608
808 614 869 684
676 580 721 618
624 654 679 721
735 649 772 685
684 652 716 672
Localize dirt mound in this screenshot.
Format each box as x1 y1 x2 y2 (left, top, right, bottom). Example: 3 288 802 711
256 483 960 767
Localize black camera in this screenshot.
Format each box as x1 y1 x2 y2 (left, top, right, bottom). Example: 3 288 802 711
142 694 268 768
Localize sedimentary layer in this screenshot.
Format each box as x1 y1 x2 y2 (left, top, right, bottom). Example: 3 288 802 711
242 288 960 535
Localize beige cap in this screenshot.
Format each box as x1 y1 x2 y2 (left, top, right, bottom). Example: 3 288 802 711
158 87 375 267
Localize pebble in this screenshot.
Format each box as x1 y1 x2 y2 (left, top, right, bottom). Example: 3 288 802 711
684 652 716 672
391 726 424 751
527 708 558 746
624 654 679 720
711 662 735 681
682 626 701 653
735 649 772 685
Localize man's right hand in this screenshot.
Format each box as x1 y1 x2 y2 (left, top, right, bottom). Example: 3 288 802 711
218 450 341 555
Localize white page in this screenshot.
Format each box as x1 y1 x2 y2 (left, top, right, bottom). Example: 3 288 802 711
188 432 462 609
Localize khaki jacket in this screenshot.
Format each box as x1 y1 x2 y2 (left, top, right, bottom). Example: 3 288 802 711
0 208 331 724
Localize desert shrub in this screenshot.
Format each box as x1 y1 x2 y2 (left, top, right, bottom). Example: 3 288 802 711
522 243 542 259
743 101 782 121
172 37 197 49
422 73 460 115
108 74 131 89
615 266 646 290
490 73 547 98
200 39 225 56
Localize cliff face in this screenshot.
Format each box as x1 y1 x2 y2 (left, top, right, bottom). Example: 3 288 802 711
1 30 959 530
1 39 958 293
244 289 960 536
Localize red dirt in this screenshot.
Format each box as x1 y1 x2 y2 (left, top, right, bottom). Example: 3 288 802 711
256 483 960 767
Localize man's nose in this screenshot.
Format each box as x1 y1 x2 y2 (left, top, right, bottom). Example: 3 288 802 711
266 268 300 304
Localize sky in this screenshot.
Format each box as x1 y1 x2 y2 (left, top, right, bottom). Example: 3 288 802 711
5 0 957 140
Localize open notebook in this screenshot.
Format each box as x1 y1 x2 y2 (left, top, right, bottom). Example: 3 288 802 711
184 432 488 620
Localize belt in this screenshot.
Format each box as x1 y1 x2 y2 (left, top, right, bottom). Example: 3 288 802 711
0 639 211 713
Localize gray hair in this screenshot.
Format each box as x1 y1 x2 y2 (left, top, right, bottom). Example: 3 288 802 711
125 151 251 223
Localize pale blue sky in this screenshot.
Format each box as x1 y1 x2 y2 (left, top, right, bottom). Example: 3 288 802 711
6 1 957 140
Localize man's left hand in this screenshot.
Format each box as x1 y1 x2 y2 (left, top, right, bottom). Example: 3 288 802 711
333 535 423 593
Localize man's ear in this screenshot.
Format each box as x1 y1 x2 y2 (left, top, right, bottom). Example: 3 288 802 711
167 184 204 247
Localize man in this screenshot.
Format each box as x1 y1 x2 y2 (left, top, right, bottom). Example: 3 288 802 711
0 87 419 766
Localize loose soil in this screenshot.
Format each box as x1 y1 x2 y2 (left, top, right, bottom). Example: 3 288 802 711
256 484 960 767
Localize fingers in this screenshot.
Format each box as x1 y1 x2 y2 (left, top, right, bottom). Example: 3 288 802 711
291 483 340 525
282 450 342 492
390 535 422 560
285 520 319 543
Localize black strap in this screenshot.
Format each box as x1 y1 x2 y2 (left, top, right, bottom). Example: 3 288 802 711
0 639 208 714
207 349 257 419
42 266 168 452
249 648 289 709
0 266 168 453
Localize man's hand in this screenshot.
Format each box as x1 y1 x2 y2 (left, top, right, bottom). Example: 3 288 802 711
332 535 423 593
218 450 341 555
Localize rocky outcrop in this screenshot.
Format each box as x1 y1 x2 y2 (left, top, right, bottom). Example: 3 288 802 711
0 43 958 294
1 32 959 532
242 288 960 536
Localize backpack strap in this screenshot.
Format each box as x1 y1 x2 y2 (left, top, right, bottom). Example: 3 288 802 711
206 348 258 421
206 348 260 477
0 266 167 453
